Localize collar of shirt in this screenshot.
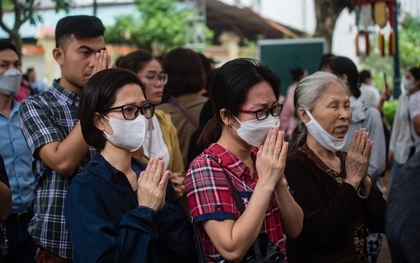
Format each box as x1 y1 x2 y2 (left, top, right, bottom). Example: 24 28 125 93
350 96 367 123
82 153 147 205
87 153 146 182
51 79 80 107
206 143 258 180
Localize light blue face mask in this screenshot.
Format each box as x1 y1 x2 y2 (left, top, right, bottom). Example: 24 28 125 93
0 68 22 96
231 115 279 147
304 109 347 152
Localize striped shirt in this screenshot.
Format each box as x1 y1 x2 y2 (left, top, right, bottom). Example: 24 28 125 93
186 143 286 262
19 80 98 260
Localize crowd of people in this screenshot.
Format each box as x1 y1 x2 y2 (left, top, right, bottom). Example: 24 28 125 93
0 14 419 263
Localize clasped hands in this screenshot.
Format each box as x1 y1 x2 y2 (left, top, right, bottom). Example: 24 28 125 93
345 128 373 196
137 156 185 211
256 126 288 190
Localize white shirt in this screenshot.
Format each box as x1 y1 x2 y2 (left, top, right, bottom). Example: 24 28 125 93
408 90 420 153
359 83 381 108
389 93 414 164
143 115 170 171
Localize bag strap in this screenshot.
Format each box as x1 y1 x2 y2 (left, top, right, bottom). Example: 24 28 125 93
170 99 199 129
213 159 267 260
220 166 246 214
191 216 207 263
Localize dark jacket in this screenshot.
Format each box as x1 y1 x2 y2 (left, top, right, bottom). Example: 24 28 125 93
386 151 420 262
65 153 196 263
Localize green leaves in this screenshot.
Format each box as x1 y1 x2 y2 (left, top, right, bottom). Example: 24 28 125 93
105 0 213 54
399 14 420 70
1 0 71 57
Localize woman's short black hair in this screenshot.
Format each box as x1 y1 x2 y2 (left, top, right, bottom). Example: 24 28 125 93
79 68 145 149
118 50 155 74
328 56 361 98
198 58 281 147
289 67 306 82
161 48 205 98
359 69 372 84
408 66 420 81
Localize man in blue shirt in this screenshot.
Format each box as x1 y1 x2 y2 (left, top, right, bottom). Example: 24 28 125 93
0 41 37 262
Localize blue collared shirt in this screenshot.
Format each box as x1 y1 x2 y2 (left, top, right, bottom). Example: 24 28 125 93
0 99 35 213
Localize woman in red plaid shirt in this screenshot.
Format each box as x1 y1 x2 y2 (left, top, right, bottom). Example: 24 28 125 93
186 58 303 262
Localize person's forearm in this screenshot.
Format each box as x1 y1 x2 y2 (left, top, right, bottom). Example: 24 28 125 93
360 176 372 197
38 121 90 176
274 178 303 238
376 98 385 113
413 117 420 135
204 183 274 262
0 182 12 221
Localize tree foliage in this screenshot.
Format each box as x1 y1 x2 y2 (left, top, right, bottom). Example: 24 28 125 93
0 0 71 57
105 0 213 55
399 14 420 71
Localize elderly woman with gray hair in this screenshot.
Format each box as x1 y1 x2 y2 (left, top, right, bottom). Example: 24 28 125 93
284 71 386 263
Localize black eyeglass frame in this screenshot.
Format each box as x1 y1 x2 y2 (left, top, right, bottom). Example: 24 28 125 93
103 102 155 120
239 104 283 120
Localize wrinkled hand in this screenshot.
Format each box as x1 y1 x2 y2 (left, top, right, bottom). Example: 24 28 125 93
91 50 115 77
256 126 288 189
169 172 185 198
137 157 169 211
345 129 373 189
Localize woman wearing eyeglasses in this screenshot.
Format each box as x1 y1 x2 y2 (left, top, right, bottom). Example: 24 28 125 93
65 69 196 262
185 58 303 262
118 50 185 199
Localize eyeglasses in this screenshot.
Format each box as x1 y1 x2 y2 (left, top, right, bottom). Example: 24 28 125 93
104 103 155 120
139 73 168 86
240 104 283 120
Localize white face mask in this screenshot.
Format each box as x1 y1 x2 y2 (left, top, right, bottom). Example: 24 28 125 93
232 115 279 147
404 79 417 91
0 68 22 96
103 115 147 152
304 110 347 152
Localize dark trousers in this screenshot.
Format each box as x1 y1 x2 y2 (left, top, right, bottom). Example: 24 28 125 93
0 219 36 263
35 248 72 263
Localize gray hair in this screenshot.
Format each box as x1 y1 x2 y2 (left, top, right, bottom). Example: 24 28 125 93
289 71 350 152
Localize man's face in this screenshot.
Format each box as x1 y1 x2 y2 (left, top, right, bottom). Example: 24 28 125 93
0 49 21 76
0 48 22 97
28 71 36 82
55 35 106 91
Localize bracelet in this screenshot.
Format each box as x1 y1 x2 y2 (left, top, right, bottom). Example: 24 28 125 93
357 187 368 200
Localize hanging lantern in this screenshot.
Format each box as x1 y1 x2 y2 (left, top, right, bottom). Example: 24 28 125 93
378 31 385 57
362 3 372 56
351 0 397 56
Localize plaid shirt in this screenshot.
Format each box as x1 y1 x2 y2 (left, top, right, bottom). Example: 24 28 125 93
186 143 286 262
19 80 98 260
